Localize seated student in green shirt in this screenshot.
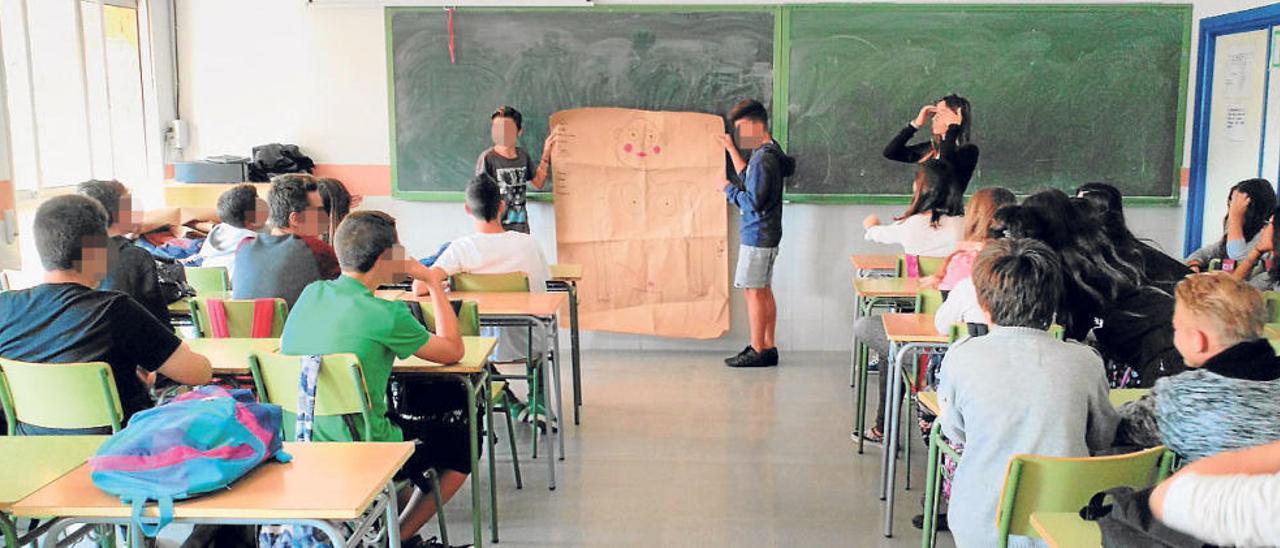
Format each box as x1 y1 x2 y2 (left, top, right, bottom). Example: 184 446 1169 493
280 210 464 547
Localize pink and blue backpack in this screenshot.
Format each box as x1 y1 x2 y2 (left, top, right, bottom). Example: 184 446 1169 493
89 386 290 537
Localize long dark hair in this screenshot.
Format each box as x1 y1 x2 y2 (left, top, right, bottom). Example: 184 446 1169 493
1220 178 1277 250
1075 182 1144 268
937 94 972 146
898 159 963 227
1020 190 1143 328
316 178 352 243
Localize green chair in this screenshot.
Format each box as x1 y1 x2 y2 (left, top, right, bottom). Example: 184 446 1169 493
914 289 944 315
409 300 523 489
0 359 123 434
896 255 948 278
185 266 231 293
994 445 1172 547
896 289 948 486
250 351 451 543
189 298 288 339
450 272 549 457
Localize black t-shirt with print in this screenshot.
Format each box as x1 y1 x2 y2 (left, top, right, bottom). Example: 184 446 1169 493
475 147 537 233
0 283 182 422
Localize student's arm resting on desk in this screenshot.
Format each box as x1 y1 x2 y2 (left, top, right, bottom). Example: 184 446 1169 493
1150 441 1280 547
408 265 465 364
156 342 214 386
864 220 906 245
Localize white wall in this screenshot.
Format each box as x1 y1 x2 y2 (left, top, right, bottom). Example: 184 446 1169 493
172 0 1273 352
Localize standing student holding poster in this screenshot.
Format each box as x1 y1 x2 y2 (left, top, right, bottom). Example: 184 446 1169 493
476 106 557 234
716 99 796 368
883 94 980 202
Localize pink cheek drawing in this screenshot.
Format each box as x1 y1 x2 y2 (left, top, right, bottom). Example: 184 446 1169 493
623 143 633 153
652 146 661 155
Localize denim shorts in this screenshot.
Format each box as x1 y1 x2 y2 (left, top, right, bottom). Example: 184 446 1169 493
734 245 779 289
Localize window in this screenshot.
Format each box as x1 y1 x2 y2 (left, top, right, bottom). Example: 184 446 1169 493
1 0 149 191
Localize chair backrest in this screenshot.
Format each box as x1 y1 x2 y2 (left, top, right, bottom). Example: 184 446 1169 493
451 272 530 293
995 445 1168 546
1263 291 1280 324
896 255 948 278
190 298 288 338
410 300 480 336
915 289 945 315
0 358 123 433
1047 324 1065 341
185 266 230 293
1207 258 1223 272
248 351 372 441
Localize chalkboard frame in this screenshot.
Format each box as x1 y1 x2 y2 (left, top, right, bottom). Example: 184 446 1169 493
385 5 784 203
385 4 1191 206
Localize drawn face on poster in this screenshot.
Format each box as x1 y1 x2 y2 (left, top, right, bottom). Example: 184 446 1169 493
614 118 665 168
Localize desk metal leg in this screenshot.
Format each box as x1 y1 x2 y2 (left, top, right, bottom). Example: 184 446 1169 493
568 283 582 425
458 374 483 548
543 318 557 491
383 481 402 548
483 370 499 543
884 340 905 537
551 317 565 461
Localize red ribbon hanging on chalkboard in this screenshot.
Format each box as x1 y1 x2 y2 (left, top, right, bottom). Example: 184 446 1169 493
447 8 456 65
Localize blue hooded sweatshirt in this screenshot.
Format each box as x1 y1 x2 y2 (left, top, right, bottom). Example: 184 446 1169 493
725 140 796 248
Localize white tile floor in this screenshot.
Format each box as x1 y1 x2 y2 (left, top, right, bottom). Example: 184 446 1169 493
428 350 952 548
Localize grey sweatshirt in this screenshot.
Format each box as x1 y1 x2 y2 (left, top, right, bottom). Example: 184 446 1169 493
938 327 1119 548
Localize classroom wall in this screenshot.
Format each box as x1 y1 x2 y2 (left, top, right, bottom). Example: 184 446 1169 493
171 0 1268 352
0 34 18 271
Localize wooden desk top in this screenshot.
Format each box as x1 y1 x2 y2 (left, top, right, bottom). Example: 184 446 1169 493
549 263 582 282
917 392 940 415
1030 512 1100 548
0 436 108 511
12 442 413 521
882 313 948 343
396 291 566 318
849 254 899 272
191 337 495 375
853 277 920 298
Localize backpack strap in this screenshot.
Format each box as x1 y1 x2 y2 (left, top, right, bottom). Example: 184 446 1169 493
205 299 230 338
128 495 174 538
295 355 322 442
250 299 276 338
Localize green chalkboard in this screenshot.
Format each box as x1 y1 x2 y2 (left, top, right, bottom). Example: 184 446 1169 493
785 5 1191 200
387 8 775 198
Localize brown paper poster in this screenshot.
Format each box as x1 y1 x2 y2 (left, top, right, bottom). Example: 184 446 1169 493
550 108 729 339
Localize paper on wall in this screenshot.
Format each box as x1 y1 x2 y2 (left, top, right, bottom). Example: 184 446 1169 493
549 108 729 339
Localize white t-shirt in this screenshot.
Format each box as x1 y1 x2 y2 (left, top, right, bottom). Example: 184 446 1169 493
864 214 963 258
1161 471 1280 547
933 277 986 334
433 231 551 361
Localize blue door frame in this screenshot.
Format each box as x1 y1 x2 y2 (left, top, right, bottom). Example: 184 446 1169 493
1185 3 1280 256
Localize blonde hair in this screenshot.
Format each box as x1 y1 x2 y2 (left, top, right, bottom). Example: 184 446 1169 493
961 187 1017 242
1175 272 1266 344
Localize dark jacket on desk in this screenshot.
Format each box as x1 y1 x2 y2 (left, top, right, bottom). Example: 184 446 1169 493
883 124 980 193
1116 338 1280 462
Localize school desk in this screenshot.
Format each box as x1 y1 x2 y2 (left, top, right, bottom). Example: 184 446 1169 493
395 291 569 491
547 263 584 426
0 436 107 548
1031 512 1101 548
850 277 921 393
1109 389 1150 408
14 442 412 548
880 313 949 538
850 254 900 278
162 182 271 209
168 290 232 319
187 336 501 543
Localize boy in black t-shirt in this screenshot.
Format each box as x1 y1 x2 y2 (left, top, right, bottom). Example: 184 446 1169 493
0 195 211 433
474 105 558 233
77 179 171 324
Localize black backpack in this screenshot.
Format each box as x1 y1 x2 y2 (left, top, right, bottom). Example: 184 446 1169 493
247 143 315 182
1080 486 1214 548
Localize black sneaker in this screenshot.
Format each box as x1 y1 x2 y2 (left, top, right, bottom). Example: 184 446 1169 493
724 345 754 364
761 347 779 366
725 347 772 368
912 513 948 531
